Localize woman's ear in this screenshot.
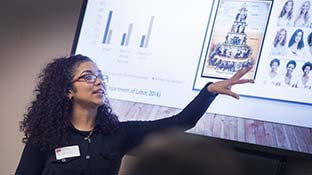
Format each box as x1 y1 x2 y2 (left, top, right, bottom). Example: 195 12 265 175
67 90 74 100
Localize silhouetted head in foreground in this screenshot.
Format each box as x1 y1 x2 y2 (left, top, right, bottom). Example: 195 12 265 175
129 131 244 175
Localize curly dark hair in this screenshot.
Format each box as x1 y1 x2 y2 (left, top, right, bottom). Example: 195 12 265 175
302 61 312 71
20 54 119 150
287 60 297 68
270 58 280 67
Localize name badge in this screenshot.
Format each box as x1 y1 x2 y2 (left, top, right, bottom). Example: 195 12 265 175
55 145 80 160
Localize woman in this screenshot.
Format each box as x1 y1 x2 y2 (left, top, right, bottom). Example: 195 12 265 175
271 28 287 55
264 58 281 86
287 29 305 57
15 55 253 175
277 0 294 26
282 60 297 87
295 61 312 89
294 1 310 27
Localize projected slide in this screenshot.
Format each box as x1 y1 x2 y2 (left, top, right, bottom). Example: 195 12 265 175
74 0 312 130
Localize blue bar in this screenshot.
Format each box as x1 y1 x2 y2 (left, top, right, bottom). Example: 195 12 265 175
121 33 127 46
140 35 146 48
102 10 113 44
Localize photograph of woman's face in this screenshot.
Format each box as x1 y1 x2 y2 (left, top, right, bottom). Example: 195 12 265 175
271 61 279 72
285 1 293 12
279 29 287 41
301 1 310 13
303 65 311 75
287 63 295 73
295 31 303 43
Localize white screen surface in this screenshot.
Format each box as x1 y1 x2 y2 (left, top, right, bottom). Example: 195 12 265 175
73 0 312 128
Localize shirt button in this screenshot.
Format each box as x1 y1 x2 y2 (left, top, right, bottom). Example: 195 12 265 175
86 155 91 159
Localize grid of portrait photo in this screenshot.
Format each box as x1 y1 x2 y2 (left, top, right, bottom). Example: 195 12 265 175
266 0 312 90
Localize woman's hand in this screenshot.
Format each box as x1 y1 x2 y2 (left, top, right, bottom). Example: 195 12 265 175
207 66 254 99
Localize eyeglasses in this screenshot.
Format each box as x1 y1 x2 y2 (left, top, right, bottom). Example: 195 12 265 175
72 73 109 84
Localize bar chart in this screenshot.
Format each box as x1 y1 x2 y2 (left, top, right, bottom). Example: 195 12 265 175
101 10 155 48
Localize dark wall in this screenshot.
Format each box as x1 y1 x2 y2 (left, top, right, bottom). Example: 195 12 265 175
0 0 83 174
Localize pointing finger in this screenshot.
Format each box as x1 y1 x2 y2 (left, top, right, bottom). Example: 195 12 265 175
232 65 253 80
219 88 239 100
232 79 254 85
